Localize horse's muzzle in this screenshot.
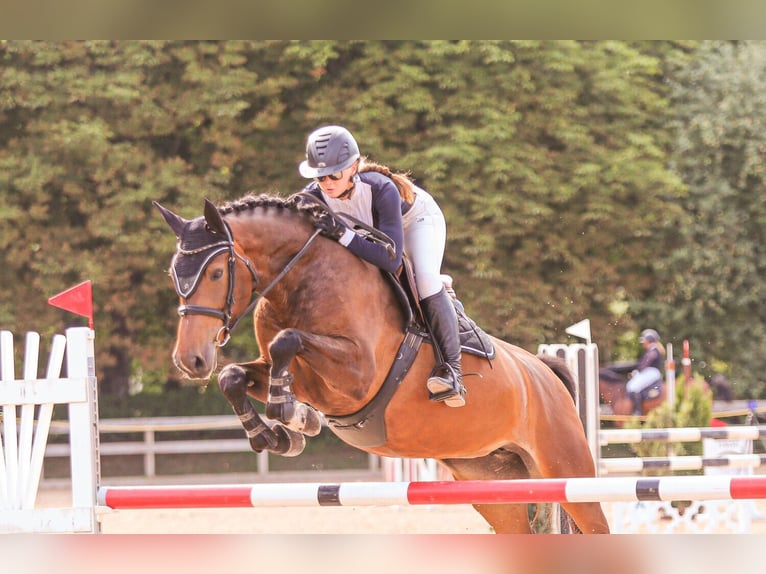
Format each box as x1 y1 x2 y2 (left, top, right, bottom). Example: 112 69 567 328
173 345 217 380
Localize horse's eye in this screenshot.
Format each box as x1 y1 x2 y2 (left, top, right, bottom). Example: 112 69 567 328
210 268 224 281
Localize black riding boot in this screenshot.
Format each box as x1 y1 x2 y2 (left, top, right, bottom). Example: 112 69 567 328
421 287 466 407
627 391 642 415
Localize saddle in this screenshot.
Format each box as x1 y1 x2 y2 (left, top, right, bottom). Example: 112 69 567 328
325 255 495 448
639 379 664 402
600 364 664 405
387 256 496 359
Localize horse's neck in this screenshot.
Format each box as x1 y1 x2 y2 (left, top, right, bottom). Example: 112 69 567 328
229 210 313 275
229 210 403 328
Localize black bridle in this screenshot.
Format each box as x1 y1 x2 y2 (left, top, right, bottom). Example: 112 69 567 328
172 219 321 347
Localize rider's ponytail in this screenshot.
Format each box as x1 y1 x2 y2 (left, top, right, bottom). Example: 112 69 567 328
651 342 666 357
359 158 415 204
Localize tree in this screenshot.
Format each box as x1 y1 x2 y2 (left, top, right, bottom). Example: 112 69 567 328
289 41 686 353
644 41 766 397
0 41 317 395
0 41 692 398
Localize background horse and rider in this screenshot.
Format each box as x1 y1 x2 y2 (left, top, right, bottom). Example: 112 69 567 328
599 360 667 418
598 329 670 419
155 193 609 534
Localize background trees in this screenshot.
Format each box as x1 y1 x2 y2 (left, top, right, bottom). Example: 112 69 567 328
643 41 766 397
0 40 762 400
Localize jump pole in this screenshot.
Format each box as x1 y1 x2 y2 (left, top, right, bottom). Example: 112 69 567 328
97 475 766 510
600 426 766 445
600 454 766 474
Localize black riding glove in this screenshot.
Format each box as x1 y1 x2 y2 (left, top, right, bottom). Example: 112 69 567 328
315 212 347 241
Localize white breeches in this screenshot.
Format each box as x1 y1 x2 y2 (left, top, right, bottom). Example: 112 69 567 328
403 189 447 299
626 367 662 393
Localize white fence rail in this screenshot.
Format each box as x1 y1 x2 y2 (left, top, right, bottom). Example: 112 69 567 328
43 415 382 481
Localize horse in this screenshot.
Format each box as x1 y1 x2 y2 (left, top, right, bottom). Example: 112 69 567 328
599 361 666 418
154 194 609 534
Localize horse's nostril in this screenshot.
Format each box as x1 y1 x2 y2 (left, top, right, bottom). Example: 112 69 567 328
193 355 207 372
174 349 215 379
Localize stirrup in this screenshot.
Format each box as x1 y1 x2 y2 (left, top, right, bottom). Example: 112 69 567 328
427 367 466 408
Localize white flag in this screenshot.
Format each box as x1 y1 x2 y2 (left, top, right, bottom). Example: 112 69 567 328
565 319 591 343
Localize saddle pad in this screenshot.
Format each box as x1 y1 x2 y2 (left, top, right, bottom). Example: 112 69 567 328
455 305 496 359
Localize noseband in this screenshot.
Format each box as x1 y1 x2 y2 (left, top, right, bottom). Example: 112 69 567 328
173 218 321 347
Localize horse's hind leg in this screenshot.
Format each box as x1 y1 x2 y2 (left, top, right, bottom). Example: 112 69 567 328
533 436 611 534
440 452 535 534
266 328 323 436
442 449 610 534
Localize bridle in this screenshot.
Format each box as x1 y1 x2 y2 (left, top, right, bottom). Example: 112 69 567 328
172 218 321 347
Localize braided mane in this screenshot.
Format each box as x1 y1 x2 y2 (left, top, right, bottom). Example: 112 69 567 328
217 193 327 220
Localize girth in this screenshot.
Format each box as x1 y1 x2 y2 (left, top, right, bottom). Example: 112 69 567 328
325 327 423 448
325 273 495 448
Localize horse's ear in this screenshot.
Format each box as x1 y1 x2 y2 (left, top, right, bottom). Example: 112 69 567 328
153 201 187 238
203 198 227 236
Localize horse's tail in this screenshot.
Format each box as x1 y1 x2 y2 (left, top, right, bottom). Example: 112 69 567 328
537 354 577 404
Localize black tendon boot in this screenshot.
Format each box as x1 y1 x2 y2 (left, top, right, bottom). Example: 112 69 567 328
421 287 466 407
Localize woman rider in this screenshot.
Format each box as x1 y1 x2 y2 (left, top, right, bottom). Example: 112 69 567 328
297 125 466 407
626 328 665 414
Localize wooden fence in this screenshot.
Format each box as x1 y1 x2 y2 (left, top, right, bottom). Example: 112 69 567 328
43 415 382 481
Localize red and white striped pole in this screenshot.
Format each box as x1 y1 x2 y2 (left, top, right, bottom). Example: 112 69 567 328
97 476 766 510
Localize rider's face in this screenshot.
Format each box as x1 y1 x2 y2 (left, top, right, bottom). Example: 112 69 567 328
316 163 357 199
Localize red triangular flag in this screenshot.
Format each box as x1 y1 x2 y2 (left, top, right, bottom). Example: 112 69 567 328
48 280 94 329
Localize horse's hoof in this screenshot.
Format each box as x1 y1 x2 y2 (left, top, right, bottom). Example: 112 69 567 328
272 424 306 457
267 401 323 437
247 435 269 453
296 404 323 437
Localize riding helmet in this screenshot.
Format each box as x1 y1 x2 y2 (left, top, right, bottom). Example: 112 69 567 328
639 328 660 343
299 125 361 178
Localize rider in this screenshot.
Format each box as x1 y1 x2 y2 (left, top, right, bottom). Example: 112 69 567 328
297 125 466 408
626 328 665 415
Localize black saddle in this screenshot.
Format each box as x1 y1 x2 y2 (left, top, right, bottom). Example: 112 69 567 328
382 258 495 360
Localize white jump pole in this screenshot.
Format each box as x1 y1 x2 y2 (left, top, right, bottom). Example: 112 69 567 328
600 426 766 445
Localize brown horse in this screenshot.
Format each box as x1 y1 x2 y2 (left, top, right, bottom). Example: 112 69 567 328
599 362 667 418
154 194 609 534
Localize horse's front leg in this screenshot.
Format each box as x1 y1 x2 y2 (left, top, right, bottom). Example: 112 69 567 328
218 359 306 457
265 328 323 437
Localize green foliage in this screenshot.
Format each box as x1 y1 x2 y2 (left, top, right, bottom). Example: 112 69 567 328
1 40 764 402
97 382 233 419
633 41 766 398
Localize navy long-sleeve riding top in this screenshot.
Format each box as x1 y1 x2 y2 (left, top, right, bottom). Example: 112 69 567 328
302 171 408 274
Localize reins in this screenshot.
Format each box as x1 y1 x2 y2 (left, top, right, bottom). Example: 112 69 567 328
219 227 322 346
175 214 321 347
175 191 392 347
294 191 397 259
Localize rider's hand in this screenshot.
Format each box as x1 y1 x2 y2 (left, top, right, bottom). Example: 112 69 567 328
314 212 347 241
